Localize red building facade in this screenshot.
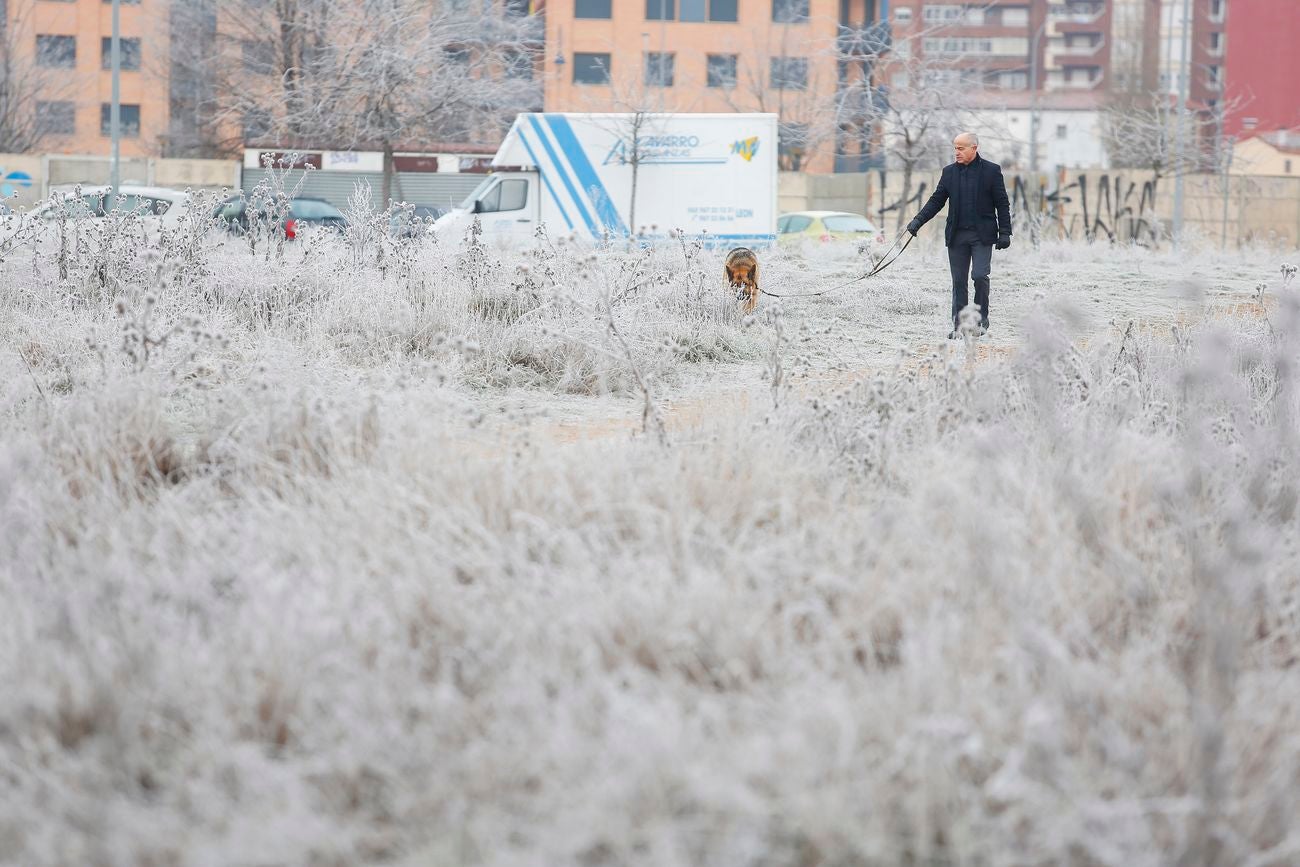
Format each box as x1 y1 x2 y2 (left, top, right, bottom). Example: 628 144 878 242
1223 0 1300 137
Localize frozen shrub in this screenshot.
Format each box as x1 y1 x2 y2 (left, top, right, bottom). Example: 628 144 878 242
2 195 1299 865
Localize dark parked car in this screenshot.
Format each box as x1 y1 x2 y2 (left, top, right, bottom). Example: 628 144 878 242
214 196 347 238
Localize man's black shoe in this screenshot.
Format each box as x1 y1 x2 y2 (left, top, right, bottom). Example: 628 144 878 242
948 329 959 340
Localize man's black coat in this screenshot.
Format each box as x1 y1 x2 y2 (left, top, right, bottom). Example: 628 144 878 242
910 155 1013 247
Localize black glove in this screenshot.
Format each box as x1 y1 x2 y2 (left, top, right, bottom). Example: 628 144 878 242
995 233 1011 250
906 219 920 237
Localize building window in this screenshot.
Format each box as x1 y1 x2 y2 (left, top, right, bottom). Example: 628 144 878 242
504 49 534 79
242 108 272 140
1207 65 1222 89
573 52 611 84
100 103 141 137
242 40 275 73
705 54 737 87
709 0 737 20
651 0 736 20
1000 70 1027 89
924 37 1026 56
894 6 913 22
645 52 674 86
575 0 611 18
1056 124 1068 139
36 35 77 68
1208 31 1224 54
38 101 76 135
1209 0 1225 21
773 0 809 23
770 56 807 89
1001 6 1029 27
778 121 807 170
1286 159 1292 174
101 37 141 70
923 4 964 23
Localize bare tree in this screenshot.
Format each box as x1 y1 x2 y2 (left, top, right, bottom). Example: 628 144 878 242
161 0 224 157
717 22 837 171
0 3 77 153
175 0 541 205
570 50 685 238
1101 89 1242 180
851 53 981 228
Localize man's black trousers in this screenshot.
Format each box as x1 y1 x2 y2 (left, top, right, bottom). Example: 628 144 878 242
947 228 992 327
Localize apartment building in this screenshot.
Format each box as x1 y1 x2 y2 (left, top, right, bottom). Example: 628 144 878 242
1223 0 1299 137
1156 0 1226 109
882 0 1240 100
886 0 1108 92
10 0 170 156
541 0 886 173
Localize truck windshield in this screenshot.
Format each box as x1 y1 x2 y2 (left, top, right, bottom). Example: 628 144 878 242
458 177 496 211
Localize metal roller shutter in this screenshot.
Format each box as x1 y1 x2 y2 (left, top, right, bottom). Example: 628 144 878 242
238 169 485 212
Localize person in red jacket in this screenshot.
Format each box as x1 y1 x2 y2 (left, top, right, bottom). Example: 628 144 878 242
907 132 1012 339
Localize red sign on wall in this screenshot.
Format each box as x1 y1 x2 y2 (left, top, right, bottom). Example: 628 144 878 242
258 152 323 169
393 156 440 173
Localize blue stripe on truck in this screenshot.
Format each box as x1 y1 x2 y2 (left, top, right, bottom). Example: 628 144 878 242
517 127 574 233
526 114 598 236
545 114 631 237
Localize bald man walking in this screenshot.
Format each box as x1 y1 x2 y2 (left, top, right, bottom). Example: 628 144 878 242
906 133 1012 339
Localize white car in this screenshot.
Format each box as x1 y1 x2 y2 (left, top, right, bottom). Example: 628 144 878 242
28 185 191 231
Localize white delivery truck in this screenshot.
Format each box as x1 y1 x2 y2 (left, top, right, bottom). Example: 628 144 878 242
435 112 778 248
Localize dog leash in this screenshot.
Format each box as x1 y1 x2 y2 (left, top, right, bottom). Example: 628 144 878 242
760 230 914 300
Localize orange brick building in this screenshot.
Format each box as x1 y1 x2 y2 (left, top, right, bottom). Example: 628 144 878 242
11 0 170 156
542 0 882 173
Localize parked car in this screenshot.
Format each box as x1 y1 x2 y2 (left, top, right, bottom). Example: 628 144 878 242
389 204 449 239
27 185 191 231
778 211 886 249
214 195 347 238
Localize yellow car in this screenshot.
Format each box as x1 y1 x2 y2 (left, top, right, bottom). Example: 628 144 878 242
777 210 886 252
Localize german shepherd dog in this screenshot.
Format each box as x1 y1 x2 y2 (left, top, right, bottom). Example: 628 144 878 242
724 247 760 314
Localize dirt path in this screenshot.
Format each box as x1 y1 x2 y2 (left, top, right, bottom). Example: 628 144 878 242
493 292 1278 449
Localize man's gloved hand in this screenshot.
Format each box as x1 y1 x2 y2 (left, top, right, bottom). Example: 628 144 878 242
995 233 1011 250
906 219 920 237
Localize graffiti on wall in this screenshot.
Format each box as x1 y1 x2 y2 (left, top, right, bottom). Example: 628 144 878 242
1012 173 1161 245
875 170 1164 246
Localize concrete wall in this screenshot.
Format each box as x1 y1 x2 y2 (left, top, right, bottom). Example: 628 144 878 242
780 168 1300 247
778 172 872 218
0 153 242 208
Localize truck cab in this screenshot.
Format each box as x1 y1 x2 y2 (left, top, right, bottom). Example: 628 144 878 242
437 171 539 246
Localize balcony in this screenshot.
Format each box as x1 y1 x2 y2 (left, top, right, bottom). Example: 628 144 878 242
1053 39 1104 57
1046 1 1105 29
1046 36 1105 67
1045 69 1105 91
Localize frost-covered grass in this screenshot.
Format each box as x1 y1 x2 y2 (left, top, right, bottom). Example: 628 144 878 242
2 206 1299 866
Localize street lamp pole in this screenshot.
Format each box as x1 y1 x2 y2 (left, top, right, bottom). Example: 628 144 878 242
110 0 121 203
1028 16 1049 176
1172 0 1191 244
